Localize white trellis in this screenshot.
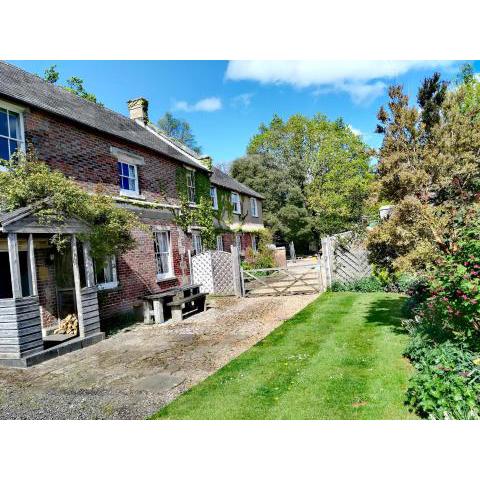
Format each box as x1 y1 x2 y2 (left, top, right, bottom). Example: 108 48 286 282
191 250 236 295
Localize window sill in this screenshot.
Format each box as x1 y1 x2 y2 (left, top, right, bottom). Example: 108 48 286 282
120 190 145 200
157 274 176 283
96 281 119 291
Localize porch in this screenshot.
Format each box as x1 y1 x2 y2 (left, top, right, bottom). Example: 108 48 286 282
0 205 104 367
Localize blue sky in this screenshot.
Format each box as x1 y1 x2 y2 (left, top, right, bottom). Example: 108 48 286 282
9 60 477 166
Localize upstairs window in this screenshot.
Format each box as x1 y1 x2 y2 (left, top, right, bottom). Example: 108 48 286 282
210 186 218 209
231 192 241 214
0 106 25 165
250 197 258 217
154 231 172 280
118 161 139 196
186 170 196 203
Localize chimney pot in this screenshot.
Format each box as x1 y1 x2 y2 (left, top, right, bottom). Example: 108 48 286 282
127 97 149 124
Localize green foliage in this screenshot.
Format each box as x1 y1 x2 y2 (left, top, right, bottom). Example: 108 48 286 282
231 114 373 250
405 340 480 419
43 65 59 84
328 276 384 293
368 66 480 275
0 150 140 263
41 64 101 104
414 207 480 345
157 112 201 154
174 167 215 248
242 230 275 270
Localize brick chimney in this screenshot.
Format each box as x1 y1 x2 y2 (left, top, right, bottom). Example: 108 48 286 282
127 97 149 124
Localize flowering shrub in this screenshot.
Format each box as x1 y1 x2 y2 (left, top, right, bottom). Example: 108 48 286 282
416 212 480 345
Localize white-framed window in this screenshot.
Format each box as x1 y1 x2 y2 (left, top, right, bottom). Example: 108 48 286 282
250 197 258 217
154 230 173 280
111 146 144 198
0 103 25 166
235 234 242 251
95 255 118 290
251 234 258 253
118 161 139 196
216 235 224 251
210 186 218 210
192 232 202 256
231 192 241 214
186 169 196 204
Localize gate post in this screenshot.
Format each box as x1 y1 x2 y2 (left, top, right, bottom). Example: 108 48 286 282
231 245 243 297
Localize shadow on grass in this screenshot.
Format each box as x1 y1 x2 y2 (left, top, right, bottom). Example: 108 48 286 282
364 296 408 335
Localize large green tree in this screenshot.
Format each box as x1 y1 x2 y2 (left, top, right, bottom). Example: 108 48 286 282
367 65 480 274
231 114 373 250
157 112 201 154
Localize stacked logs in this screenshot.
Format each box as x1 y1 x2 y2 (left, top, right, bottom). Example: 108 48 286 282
54 314 79 336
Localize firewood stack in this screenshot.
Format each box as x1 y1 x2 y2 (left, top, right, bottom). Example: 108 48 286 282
54 314 79 336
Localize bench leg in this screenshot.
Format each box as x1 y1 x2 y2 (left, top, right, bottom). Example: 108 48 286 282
171 305 183 322
153 299 165 324
143 301 153 325
196 297 206 312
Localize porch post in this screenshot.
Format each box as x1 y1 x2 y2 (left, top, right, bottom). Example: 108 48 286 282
82 241 95 288
71 235 85 337
27 234 38 296
7 233 22 298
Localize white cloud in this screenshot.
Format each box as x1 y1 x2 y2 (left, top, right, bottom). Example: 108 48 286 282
173 96 222 112
231 92 254 108
348 124 362 136
225 60 457 104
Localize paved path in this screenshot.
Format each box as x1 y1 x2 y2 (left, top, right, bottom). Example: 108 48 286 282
0 295 316 419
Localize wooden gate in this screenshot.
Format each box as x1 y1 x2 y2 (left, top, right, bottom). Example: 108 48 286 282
242 260 323 297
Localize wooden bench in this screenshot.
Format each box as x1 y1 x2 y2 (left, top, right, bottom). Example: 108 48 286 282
167 292 207 322
142 284 202 324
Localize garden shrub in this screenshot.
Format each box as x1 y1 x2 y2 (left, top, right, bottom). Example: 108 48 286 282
328 276 384 293
405 340 480 419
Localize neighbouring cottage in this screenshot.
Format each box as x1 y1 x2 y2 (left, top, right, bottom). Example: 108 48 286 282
0 61 264 366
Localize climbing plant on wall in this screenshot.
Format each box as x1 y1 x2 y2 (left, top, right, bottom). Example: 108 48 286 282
0 149 142 263
174 167 216 249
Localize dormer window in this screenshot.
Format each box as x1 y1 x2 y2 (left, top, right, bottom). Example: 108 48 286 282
0 103 25 165
231 192 241 214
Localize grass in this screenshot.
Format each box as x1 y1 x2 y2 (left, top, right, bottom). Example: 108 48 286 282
151 292 417 419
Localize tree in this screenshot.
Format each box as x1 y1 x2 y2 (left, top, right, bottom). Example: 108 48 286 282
157 112 201 154
231 114 373 250
367 66 480 274
43 65 59 84
42 65 101 104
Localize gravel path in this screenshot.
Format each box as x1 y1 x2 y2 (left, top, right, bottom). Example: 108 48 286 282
0 295 317 419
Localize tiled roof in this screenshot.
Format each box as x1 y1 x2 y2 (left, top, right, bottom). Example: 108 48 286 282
211 167 264 199
0 62 208 171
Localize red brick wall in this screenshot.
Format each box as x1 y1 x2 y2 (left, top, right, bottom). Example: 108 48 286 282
23 107 195 320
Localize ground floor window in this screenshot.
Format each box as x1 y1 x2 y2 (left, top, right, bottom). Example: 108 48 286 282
216 235 224 252
192 232 202 256
154 231 172 279
235 233 242 251
95 255 118 290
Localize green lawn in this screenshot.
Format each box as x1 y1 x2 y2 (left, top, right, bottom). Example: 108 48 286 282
151 292 417 419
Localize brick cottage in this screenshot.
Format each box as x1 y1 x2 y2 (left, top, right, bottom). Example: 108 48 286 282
0 62 264 366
